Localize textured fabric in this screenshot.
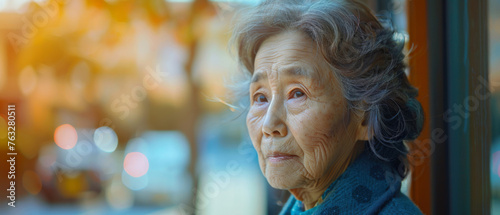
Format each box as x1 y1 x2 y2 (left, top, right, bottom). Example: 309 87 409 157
279 149 422 215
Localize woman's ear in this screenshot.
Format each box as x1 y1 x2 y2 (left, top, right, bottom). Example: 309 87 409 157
356 112 373 141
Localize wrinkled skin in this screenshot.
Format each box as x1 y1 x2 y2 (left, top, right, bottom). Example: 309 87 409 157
246 30 369 210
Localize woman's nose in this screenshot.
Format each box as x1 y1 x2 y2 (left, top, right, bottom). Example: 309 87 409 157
262 100 287 137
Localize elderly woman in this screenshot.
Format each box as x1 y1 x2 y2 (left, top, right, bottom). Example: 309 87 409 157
230 0 424 214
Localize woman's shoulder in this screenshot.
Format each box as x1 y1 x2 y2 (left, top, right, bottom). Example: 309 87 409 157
279 191 423 215
378 192 423 215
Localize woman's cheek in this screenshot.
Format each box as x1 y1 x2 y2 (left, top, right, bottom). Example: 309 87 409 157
285 97 307 114
292 108 337 178
246 110 264 148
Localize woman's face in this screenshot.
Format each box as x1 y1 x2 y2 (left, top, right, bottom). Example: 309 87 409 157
247 30 367 189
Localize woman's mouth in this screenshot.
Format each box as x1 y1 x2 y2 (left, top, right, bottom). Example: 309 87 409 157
266 153 298 162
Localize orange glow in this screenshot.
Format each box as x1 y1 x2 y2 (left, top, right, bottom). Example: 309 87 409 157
22 170 42 195
123 152 149 178
0 114 6 139
18 66 38 96
54 124 78 150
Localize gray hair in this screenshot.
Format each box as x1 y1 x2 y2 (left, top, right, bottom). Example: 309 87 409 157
229 0 423 177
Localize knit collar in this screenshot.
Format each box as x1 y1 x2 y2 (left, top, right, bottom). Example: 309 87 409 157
280 149 403 215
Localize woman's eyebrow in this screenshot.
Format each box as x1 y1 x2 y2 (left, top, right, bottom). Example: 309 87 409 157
251 66 313 83
251 71 266 83
281 66 313 79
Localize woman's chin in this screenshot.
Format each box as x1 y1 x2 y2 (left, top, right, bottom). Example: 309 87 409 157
264 169 300 189
259 155 304 189
266 177 294 189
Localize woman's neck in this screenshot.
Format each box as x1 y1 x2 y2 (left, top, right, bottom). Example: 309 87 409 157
289 143 365 210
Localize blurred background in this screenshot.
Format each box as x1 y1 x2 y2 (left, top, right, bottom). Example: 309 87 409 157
0 0 498 214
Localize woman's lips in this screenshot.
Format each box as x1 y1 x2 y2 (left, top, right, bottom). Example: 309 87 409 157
266 153 297 162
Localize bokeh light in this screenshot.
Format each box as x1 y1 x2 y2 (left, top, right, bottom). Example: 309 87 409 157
22 170 42 195
18 66 38 96
106 177 134 210
94 126 118 153
121 170 149 191
54 124 78 150
494 150 500 178
497 164 500 178
124 152 149 177
70 62 90 91
36 145 58 182
493 150 500 177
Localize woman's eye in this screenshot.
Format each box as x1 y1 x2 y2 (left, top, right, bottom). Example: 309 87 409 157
291 89 305 99
254 94 268 103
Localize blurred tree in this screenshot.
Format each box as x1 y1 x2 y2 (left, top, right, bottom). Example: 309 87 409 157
13 0 218 213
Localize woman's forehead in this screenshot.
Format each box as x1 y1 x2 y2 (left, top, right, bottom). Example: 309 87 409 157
253 31 328 81
255 31 317 63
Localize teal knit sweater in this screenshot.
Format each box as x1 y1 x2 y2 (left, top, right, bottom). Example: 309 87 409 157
279 149 423 215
